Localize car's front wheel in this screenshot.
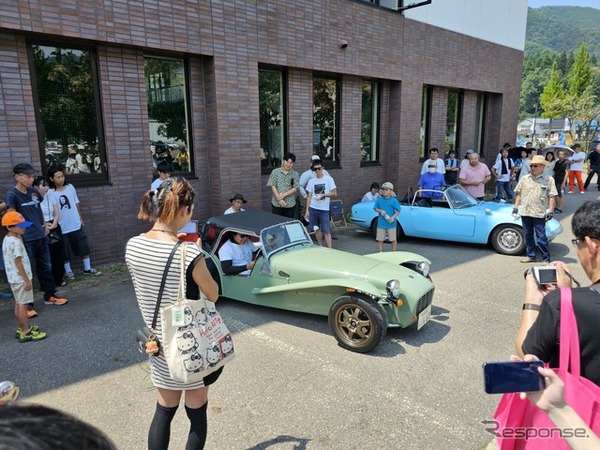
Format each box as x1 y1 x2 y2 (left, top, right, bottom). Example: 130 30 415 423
328 295 387 353
491 225 525 255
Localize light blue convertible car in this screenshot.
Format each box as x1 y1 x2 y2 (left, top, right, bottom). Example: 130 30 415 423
350 185 563 255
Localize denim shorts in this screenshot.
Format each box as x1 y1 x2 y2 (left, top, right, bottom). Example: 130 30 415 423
308 207 331 234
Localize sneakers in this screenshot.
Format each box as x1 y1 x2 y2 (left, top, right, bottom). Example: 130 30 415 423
520 258 536 263
580 191 585 195
65 272 75 280
568 191 574 194
554 208 562 214
27 308 38 318
15 325 39 339
83 268 102 276
45 296 68 306
17 327 47 343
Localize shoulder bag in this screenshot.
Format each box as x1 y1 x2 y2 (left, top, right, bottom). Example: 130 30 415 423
494 287 600 449
161 243 235 382
135 241 182 356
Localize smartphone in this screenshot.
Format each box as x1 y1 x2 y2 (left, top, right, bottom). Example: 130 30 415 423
532 266 557 286
483 360 544 394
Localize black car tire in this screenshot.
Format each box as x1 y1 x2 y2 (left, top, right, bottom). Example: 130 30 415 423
328 295 387 353
491 225 525 255
370 220 404 242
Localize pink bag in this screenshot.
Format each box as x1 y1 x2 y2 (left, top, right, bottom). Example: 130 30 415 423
494 288 600 449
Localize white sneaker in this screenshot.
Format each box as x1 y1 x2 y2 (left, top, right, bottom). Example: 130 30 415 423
65 272 75 280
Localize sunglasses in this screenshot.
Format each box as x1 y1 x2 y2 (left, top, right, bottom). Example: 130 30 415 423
314 167 323 171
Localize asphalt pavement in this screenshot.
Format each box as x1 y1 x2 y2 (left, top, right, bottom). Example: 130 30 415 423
1 190 598 449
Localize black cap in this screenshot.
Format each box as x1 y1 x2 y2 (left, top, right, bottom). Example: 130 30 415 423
13 163 37 175
503 142 512 149
229 193 247 203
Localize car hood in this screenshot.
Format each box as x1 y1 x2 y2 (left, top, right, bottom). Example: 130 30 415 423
269 246 427 292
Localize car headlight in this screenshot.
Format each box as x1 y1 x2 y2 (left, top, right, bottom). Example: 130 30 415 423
416 261 430 278
386 279 401 299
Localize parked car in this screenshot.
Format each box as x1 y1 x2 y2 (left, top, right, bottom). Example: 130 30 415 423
350 185 563 255
200 209 435 353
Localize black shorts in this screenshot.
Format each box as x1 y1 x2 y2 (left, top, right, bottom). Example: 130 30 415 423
63 228 91 258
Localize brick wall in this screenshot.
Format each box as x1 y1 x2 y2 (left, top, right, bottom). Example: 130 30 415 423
0 0 524 265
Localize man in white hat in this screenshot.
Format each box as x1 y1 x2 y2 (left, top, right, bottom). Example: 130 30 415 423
513 155 558 263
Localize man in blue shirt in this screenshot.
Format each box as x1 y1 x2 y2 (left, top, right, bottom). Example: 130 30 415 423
418 162 446 199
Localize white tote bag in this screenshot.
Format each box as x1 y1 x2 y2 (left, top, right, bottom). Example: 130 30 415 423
161 244 235 383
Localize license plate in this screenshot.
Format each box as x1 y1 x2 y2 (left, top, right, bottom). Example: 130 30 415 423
417 305 432 330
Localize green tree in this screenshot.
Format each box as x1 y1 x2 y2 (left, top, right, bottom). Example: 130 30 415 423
540 61 566 118
568 43 592 97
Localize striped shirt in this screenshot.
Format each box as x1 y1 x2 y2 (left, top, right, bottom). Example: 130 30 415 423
125 236 207 390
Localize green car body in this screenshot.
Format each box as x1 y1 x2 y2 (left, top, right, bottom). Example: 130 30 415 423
201 209 435 353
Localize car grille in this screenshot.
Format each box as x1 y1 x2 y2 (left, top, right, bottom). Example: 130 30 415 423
416 289 434 315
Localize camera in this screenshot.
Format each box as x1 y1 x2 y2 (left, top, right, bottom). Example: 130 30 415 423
530 266 557 286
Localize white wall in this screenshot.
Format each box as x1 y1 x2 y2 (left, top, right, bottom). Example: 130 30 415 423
404 0 527 51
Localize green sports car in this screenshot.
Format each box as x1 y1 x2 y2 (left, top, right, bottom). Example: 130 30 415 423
201 209 435 353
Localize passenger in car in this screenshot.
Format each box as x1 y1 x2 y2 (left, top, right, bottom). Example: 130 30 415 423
218 232 256 275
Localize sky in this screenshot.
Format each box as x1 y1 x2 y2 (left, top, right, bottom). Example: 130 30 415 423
528 0 599 8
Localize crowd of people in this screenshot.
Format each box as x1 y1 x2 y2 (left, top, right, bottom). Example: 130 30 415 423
3 142 600 449
1 163 103 343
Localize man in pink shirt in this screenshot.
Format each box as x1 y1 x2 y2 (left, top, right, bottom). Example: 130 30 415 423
458 152 492 200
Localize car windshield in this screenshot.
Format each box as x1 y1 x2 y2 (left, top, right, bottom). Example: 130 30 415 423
260 221 311 258
445 185 479 209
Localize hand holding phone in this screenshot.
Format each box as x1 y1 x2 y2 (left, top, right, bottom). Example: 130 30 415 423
483 360 544 394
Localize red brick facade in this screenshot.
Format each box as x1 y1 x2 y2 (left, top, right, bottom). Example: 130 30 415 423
0 0 523 265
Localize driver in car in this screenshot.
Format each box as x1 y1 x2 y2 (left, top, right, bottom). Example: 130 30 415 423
218 232 256 275
417 162 446 200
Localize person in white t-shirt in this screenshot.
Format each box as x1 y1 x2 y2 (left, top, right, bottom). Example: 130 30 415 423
361 182 380 202
420 148 446 175
305 161 337 248
568 143 586 194
48 167 102 279
218 233 255 275
224 193 246 215
151 161 171 191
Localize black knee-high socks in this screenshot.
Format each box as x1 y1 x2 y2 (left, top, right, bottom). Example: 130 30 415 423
185 403 208 450
147 402 208 450
148 403 178 450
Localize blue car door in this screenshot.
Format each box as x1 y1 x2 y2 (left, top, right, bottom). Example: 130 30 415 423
406 190 476 239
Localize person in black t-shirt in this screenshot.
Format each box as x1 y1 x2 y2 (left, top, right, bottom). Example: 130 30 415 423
584 143 600 192
515 200 600 386
552 149 569 213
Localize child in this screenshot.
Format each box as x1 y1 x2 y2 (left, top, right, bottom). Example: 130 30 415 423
48 166 102 279
2 211 47 342
373 182 401 252
151 161 171 191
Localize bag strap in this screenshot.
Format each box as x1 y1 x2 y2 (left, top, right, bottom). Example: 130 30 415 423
559 287 581 376
150 241 182 330
177 242 188 302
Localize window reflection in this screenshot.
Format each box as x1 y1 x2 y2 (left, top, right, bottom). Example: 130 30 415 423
313 76 340 163
361 81 379 162
30 44 105 176
259 69 286 169
144 57 191 174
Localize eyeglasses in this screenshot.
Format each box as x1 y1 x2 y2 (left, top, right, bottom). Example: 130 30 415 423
314 167 323 171
571 238 582 247
530 164 542 168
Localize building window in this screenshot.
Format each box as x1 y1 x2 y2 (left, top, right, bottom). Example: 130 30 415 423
445 90 462 153
259 68 287 169
29 44 106 180
361 81 380 163
144 57 191 174
419 86 432 159
475 93 487 155
313 76 340 165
